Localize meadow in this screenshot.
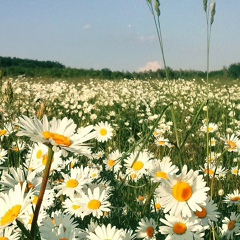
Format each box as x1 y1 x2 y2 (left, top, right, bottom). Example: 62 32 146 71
0 76 239 239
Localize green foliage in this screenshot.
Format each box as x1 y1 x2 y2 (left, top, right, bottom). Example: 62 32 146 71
227 63 240 79
0 56 239 81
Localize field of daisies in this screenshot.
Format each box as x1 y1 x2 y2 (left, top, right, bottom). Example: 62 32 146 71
0 76 239 240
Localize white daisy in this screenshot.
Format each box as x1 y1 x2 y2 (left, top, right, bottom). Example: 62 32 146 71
0 167 41 194
54 166 92 198
194 196 220 228
16 115 96 157
221 212 240 240
0 182 33 229
0 226 21 240
135 217 158 239
221 133 240 152
0 149 8 165
39 211 85 240
150 157 179 183
79 186 111 218
223 189 240 206
62 195 86 219
103 149 122 173
124 150 152 181
94 121 114 142
160 214 205 240
86 223 125 240
26 142 63 173
156 165 210 217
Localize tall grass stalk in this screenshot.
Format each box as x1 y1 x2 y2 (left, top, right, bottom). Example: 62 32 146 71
204 0 216 195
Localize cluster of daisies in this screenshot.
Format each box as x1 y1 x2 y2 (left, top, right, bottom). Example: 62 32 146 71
0 114 239 240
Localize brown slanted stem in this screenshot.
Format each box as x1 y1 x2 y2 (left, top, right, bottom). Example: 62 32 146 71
30 146 54 238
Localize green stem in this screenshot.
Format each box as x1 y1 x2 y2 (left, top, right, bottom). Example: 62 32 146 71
16 220 34 240
30 146 54 238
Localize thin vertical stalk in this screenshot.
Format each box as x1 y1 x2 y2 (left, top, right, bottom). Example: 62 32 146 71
30 146 54 238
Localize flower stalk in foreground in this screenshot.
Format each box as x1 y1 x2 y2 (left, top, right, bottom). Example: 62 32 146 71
30 146 54 238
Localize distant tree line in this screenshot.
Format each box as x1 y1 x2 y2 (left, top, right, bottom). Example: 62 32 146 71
0 56 240 80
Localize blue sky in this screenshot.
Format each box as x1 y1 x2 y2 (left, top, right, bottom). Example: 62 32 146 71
0 0 239 72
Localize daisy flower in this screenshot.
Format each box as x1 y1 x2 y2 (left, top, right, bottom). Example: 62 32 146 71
39 211 85 240
200 163 228 179
86 223 125 240
26 142 63 173
54 166 92 198
31 189 55 211
11 139 26 152
221 212 240 240
135 217 158 239
0 182 33 229
0 167 41 194
0 226 21 240
150 157 179 183
94 121 114 142
194 196 220 228
0 122 15 140
154 136 170 147
223 189 240 206
156 165 209 217
62 195 86 219
201 122 218 133
0 149 8 165
124 150 152 181
231 166 240 176
221 133 240 152
160 214 205 240
16 115 96 157
150 195 162 213
79 186 111 218
103 149 122 173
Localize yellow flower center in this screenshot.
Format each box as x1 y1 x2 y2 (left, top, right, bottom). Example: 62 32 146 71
156 171 168 180
66 179 79 188
227 140 237 150
28 213 34 224
232 169 239 174
195 207 207 218
158 141 165 146
173 222 187 234
0 129 7 136
146 227 154 237
88 199 101 210
42 155 54 166
228 220 236 230
72 205 80 210
138 196 145 201
155 203 161 210
205 169 214 176
92 173 97 178
99 128 107 136
0 237 9 240
131 173 137 179
231 196 240 202
0 205 21 227
32 196 39 205
108 159 115 167
25 182 34 193
60 238 68 240
36 149 43 159
13 147 19 152
42 131 71 146
208 127 213 132
132 161 144 171
172 181 192 202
